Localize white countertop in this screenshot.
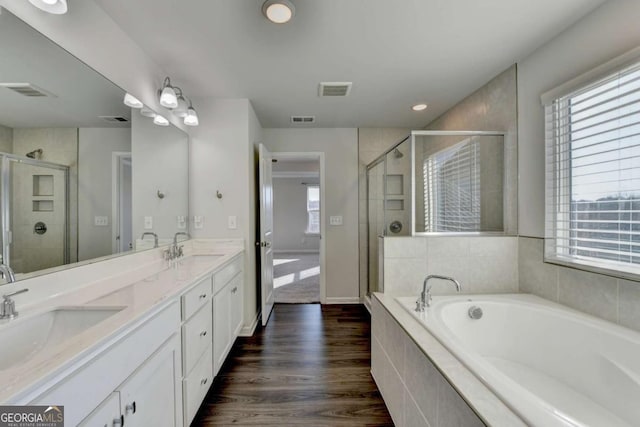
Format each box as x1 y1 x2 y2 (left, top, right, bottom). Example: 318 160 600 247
0 243 243 403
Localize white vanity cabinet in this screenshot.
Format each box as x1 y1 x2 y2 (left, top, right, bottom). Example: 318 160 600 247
31 302 183 426
213 255 244 375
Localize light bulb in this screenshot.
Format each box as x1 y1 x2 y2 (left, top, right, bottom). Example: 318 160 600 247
160 86 178 109
262 0 295 24
153 115 170 126
184 108 199 126
28 0 68 14
123 93 143 109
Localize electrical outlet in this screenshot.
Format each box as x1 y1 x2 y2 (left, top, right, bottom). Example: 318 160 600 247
329 215 343 226
194 215 203 229
228 215 237 229
144 216 153 230
94 216 108 226
177 215 186 229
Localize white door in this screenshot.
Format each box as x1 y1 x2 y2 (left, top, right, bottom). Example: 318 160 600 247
258 143 275 326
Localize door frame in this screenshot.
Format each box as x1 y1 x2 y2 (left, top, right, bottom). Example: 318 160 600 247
269 151 326 304
112 152 132 254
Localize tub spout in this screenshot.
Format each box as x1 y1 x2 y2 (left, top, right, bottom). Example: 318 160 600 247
416 275 462 312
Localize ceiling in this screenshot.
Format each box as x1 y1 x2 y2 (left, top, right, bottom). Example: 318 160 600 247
95 0 606 128
0 9 130 128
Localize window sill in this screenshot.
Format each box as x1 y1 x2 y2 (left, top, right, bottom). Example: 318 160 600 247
304 232 320 237
544 253 640 282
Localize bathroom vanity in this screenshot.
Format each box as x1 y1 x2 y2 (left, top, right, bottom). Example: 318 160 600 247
0 239 245 426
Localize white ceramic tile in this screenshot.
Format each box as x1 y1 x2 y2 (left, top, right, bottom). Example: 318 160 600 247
405 391 431 427
427 237 470 258
384 357 406 427
385 237 428 259
424 258 471 295
385 314 406 376
558 267 618 323
518 237 558 301
405 339 439 425
437 380 485 427
468 236 517 258
465 256 517 293
371 335 385 388
384 258 428 296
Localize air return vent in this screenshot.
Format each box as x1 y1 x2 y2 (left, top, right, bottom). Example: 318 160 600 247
291 116 315 124
0 83 56 97
100 116 129 123
318 82 352 97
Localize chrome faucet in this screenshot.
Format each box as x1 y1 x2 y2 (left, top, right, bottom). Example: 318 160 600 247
416 275 462 312
165 232 190 261
1 288 28 319
0 264 16 284
141 232 159 248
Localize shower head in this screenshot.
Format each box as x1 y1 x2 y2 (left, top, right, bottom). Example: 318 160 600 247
393 148 403 159
26 149 43 159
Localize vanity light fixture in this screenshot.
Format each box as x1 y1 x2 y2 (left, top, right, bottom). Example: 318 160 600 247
123 93 143 109
153 114 170 126
159 77 178 109
262 0 295 24
173 93 189 118
412 103 428 111
28 0 68 14
140 105 156 117
184 101 199 127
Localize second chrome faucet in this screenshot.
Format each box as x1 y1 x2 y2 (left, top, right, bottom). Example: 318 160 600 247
416 275 462 312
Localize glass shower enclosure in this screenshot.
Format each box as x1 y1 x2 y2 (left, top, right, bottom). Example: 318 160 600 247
0 153 70 276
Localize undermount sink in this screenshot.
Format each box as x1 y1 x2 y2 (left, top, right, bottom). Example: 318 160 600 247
0 306 124 371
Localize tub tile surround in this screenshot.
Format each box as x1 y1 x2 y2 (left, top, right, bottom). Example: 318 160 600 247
519 237 640 333
0 238 244 403
372 293 526 427
383 236 518 297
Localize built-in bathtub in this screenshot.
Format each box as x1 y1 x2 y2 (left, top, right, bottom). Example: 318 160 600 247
395 294 640 427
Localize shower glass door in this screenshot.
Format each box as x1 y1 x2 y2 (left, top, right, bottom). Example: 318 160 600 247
1 154 69 275
366 159 386 295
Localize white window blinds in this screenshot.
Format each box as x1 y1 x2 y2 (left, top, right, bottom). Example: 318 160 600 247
423 138 481 232
545 59 640 271
306 185 320 234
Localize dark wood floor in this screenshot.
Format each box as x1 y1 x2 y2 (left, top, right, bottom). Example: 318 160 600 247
192 304 393 426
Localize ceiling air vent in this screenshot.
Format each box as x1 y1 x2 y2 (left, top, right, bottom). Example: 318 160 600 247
291 116 315 124
100 116 130 123
0 83 56 97
318 82 352 97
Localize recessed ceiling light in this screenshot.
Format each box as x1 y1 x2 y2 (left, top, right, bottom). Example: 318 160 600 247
262 0 295 24
412 103 428 111
28 0 68 14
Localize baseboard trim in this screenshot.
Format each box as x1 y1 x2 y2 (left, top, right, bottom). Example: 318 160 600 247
273 249 320 254
239 310 261 337
325 297 361 304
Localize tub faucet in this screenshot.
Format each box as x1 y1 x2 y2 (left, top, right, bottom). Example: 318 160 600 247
0 264 16 284
416 275 462 312
141 232 159 248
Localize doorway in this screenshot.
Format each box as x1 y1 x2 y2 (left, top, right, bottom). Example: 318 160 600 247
112 152 132 253
269 153 325 304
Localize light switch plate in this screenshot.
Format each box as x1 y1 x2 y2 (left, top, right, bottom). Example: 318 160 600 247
228 215 237 229
194 215 203 229
329 215 343 226
177 215 186 229
144 216 153 230
94 216 108 226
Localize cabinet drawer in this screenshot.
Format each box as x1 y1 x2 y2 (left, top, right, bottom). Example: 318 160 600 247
182 276 212 320
183 345 213 425
213 256 242 294
182 300 213 375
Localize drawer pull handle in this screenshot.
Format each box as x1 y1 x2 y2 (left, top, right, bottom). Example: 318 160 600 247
125 401 136 415
201 378 208 385
200 330 207 337
199 294 207 299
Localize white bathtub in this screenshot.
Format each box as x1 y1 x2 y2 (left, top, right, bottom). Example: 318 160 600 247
395 294 640 427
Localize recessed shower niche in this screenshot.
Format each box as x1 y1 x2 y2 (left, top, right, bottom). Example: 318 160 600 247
33 174 54 196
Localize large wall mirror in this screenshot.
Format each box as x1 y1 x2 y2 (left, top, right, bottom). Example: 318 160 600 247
0 9 189 282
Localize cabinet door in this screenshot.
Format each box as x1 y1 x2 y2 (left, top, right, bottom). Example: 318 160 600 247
78 392 121 427
230 274 243 338
213 285 231 374
118 335 181 427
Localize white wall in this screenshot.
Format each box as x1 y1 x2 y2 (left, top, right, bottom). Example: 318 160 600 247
0 124 12 153
131 113 188 243
272 178 320 252
189 98 260 329
263 128 359 301
78 128 131 260
517 0 640 237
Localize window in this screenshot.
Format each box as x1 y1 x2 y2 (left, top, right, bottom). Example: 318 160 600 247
423 138 481 232
306 185 320 234
545 59 640 275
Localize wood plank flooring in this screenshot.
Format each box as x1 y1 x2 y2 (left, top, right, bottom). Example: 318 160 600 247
192 304 393 426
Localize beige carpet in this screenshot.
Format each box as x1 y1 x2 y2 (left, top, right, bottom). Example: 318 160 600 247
273 252 320 303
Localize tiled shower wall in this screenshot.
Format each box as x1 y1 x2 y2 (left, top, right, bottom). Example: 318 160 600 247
519 237 640 333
